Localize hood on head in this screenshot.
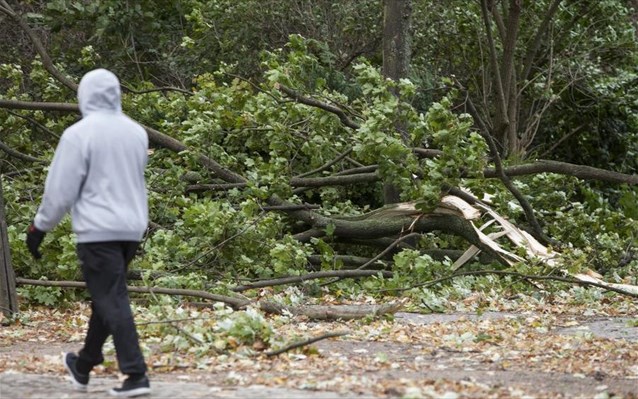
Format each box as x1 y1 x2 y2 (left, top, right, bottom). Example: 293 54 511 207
77 69 122 116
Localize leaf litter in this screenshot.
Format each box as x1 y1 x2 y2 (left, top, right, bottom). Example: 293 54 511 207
1 293 638 398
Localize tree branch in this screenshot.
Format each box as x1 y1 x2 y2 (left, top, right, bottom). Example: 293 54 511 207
521 0 563 82
5 110 61 139
317 232 420 287
480 0 509 129
273 203 512 266
232 270 393 292
500 0 522 153
290 173 379 188
329 165 378 176
260 204 320 211
490 1 507 42
259 301 404 320
293 228 326 242
16 277 249 309
265 331 349 357
2 166 45 178
485 160 638 184
276 84 361 129
356 232 421 270
185 182 247 192
308 254 389 269
501 0 521 103
0 139 45 163
0 99 79 113
0 1 78 92
0 3 11 16
122 85 192 96
413 148 444 159
326 154 637 186
16 278 402 320
294 147 353 178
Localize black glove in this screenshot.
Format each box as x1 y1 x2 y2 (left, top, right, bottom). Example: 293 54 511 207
26 223 46 259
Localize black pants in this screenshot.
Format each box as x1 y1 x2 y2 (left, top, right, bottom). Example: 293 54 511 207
76 241 147 375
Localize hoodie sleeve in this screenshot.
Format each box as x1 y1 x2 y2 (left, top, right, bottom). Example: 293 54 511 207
34 135 88 231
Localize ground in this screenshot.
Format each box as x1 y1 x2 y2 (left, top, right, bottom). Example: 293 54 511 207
1 293 638 399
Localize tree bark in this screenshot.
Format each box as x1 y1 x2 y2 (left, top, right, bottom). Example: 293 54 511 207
484 160 638 184
382 0 413 100
481 0 510 152
259 301 404 321
382 0 413 204
0 177 18 316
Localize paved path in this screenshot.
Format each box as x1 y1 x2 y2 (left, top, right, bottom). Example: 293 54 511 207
0 372 370 399
3 312 637 398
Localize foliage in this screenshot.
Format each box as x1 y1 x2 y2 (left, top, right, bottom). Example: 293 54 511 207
13 0 380 86
215 306 273 348
135 301 273 356
0 1 636 316
413 0 638 163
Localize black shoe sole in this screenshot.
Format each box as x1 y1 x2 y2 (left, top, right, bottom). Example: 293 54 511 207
62 353 88 392
108 386 152 397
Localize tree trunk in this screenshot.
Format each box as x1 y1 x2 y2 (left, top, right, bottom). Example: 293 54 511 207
503 0 521 156
0 177 18 317
382 0 413 204
382 0 413 92
629 0 638 38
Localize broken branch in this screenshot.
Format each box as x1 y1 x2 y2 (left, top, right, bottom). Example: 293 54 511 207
265 331 349 357
232 270 392 292
16 277 249 309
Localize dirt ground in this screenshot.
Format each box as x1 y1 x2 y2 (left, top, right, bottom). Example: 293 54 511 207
1 308 638 398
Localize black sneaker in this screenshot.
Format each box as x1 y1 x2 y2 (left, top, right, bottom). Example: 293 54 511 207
109 374 151 397
62 352 89 391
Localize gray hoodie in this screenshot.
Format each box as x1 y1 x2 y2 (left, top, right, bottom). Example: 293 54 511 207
34 69 148 243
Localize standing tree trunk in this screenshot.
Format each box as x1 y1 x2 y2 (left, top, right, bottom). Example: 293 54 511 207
502 0 521 156
477 0 565 159
382 0 413 204
629 0 638 38
480 0 521 157
0 177 18 317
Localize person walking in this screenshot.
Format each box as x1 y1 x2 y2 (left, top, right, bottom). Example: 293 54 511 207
25 68 151 397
